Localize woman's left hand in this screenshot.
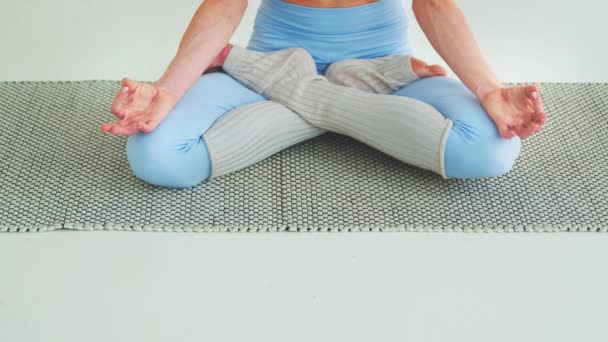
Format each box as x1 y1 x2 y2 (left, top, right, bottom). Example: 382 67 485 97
481 84 548 140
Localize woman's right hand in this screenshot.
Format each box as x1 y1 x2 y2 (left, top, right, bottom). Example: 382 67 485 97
100 78 178 136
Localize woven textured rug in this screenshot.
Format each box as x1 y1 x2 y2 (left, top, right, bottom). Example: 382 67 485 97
0 81 606 233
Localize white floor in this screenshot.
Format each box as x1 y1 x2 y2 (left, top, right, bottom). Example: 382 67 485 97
1 232 607 341
1 1 608 341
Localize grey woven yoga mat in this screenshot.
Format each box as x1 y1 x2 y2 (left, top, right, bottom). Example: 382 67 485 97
0 81 606 233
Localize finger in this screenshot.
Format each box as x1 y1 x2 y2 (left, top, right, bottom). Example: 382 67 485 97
525 84 545 114
524 84 538 99
128 84 157 113
105 122 122 135
511 116 527 128
110 86 130 118
100 122 114 133
512 125 527 139
103 123 131 136
530 123 541 134
121 78 139 91
105 116 131 134
517 132 531 140
109 121 139 136
519 123 535 139
533 111 548 125
123 117 151 136
518 121 539 139
533 97 545 114
101 120 132 134
138 120 160 133
508 129 517 139
497 124 514 139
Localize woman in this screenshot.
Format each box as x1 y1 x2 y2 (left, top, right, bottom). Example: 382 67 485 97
100 0 547 188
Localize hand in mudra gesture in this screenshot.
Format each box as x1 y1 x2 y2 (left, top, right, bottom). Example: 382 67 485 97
100 78 177 136
481 84 548 140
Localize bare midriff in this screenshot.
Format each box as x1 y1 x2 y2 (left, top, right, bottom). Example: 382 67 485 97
283 0 379 8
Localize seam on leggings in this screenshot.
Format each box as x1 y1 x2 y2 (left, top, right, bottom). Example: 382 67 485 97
202 133 218 179
439 119 453 180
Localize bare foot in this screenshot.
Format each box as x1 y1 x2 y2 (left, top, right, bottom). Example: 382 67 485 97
481 84 548 140
206 44 233 71
411 57 448 78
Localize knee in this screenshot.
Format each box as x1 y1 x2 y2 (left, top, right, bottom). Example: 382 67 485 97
123 72 261 189
438 91 521 178
471 137 521 178
444 123 521 179
396 76 522 179
126 132 212 189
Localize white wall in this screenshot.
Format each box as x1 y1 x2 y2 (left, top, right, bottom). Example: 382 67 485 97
2 2 608 342
0 0 606 82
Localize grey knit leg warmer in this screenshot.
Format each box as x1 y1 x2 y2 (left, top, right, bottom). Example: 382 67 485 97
203 101 325 179
222 45 453 178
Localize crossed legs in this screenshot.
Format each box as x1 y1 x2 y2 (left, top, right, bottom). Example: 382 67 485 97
127 47 520 188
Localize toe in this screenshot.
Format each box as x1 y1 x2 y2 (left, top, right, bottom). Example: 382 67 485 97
430 64 448 76
410 57 426 77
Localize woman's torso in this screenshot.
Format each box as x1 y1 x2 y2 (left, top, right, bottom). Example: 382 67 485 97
247 0 412 74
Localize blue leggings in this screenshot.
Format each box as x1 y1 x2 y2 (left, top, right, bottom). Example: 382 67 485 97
126 73 520 188
126 0 521 188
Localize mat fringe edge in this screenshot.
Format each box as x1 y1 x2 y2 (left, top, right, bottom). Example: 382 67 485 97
1 223 606 233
